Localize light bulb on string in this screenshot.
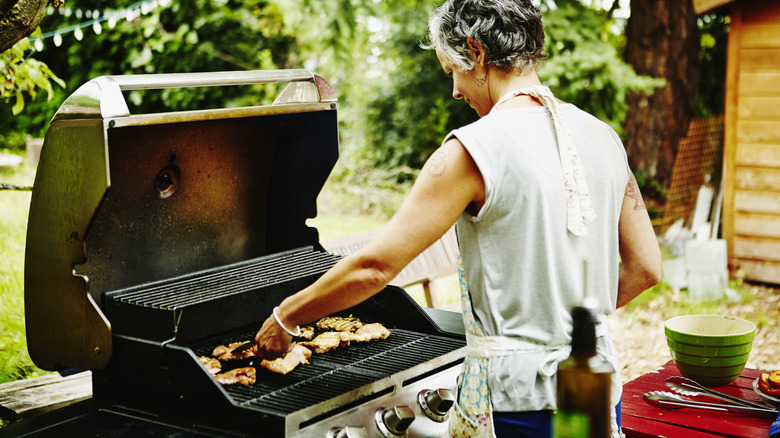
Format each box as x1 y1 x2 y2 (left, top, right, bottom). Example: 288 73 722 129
108 16 117 29
74 27 84 41
93 21 102 35
34 38 44 51
53 33 62 47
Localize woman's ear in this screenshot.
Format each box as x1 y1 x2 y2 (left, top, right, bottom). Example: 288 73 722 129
466 38 485 66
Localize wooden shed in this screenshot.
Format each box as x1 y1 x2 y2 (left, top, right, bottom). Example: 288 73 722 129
694 0 780 284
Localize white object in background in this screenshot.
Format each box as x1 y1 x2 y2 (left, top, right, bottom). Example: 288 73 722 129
685 239 728 300
690 181 715 241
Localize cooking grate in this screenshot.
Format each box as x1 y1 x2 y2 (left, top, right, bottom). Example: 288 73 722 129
111 248 341 309
192 329 465 413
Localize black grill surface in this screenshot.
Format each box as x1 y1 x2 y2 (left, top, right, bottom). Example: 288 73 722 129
110 248 342 309
189 329 464 413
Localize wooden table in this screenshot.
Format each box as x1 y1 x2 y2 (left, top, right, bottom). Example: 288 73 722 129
621 360 777 438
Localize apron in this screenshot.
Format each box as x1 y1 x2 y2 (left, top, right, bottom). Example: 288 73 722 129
449 251 618 437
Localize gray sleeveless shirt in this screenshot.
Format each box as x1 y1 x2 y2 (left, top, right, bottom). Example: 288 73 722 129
447 103 630 411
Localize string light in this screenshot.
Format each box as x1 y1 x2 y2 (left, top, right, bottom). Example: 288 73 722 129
30 0 172 51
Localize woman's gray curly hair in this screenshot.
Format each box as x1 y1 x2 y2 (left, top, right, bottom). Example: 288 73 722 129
423 0 545 74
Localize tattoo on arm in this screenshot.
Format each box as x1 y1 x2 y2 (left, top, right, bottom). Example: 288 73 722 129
625 173 646 210
427 148 447 178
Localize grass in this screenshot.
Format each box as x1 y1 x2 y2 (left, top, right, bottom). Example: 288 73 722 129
0 155 48 385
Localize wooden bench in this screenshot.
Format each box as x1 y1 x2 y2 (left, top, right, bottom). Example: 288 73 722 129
0 371 91 423
321 227 459 308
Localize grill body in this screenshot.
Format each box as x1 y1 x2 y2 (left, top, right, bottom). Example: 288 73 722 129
15 70 466 438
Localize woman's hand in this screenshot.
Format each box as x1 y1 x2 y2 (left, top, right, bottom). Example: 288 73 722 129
253 314 293 360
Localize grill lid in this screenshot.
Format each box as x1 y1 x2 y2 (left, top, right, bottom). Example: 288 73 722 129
25 70 339 371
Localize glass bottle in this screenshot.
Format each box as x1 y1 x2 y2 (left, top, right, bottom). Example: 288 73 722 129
553 303 613 438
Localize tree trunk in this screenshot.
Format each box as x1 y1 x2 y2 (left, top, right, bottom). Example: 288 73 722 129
0 0 48 53
624 0 700 201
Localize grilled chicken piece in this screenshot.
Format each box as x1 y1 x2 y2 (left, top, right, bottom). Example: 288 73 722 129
297 326 315 341
316 315 362 332
260 344 312 375
214 367 256 386
298 331 353 354
199 356 222 375
344 323 391 342
212 341 256 361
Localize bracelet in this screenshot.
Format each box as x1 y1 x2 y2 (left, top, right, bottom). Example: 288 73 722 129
272 306 301 337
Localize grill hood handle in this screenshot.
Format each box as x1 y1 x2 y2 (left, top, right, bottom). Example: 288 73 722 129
52 69 336 121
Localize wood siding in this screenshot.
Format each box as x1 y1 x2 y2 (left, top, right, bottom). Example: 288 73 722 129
724 0 780 283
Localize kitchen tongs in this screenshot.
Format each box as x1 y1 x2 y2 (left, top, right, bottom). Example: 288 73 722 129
666 376 776 410
643 391 778 418
229 340 257 355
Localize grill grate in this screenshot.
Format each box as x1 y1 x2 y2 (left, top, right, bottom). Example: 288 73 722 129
111 248 341 309
192 329 465 413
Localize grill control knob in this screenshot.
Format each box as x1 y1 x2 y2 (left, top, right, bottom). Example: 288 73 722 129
375 406 416 437
326 426 368 438
417 388 455 422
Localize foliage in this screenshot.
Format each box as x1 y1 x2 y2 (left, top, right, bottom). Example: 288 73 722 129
358 1 478 172
345 0 666 175
0 163 47 384
0 0 298 143
696 12 728 117
0 29 65 116
540 1 664 136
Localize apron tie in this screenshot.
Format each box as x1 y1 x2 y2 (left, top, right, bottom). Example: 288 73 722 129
490 85 595 236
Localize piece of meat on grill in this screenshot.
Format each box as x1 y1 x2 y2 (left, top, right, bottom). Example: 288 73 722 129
344 322 391 342
316 315 362 332
213 341 256 361
214 367 256 386
260 344 312 375
199 356 222 374
297 325 315 341
298 331 353 354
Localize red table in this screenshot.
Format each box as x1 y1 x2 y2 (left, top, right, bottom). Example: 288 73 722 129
621 360 777 437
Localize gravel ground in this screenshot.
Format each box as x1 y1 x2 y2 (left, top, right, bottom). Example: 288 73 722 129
608 282 780 383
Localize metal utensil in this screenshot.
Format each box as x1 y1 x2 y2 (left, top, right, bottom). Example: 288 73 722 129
229 340 257 355
666 375 776 410
643 391 778 417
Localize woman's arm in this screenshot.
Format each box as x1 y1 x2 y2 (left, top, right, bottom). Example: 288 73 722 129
254 138 485 357
616 173 663 308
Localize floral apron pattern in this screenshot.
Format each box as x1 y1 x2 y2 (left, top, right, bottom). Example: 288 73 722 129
449 252 496 438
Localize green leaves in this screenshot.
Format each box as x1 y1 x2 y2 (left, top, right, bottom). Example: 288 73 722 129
540 2 664 136
1 29 65 115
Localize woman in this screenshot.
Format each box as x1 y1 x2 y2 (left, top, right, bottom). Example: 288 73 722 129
253 1 662 436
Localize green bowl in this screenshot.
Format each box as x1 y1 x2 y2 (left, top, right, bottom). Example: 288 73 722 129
664 315 755 386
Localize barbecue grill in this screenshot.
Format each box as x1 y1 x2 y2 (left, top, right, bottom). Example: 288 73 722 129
8 70 466 438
